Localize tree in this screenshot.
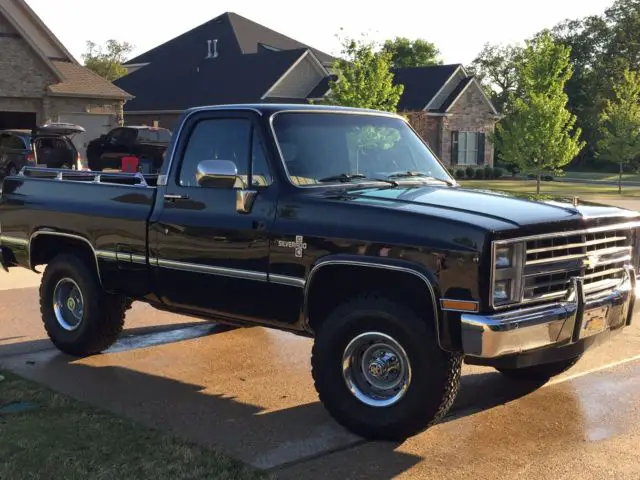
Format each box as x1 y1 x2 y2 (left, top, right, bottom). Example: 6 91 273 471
325 35 404 112
82 40 134 82
467 43 522 113
494 32 585 194
381 37 442 68
598 69 640 193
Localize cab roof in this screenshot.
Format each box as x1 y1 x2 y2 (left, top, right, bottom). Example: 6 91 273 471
183 103 404 118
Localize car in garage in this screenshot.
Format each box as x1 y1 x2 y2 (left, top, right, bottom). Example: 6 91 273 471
0 123 86 178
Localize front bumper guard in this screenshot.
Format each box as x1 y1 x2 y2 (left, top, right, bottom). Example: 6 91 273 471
461 266 638 358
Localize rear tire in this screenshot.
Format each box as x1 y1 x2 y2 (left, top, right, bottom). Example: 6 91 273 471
6 163 17 176
39 253 127 356
311 295 462 441
496 355 582 381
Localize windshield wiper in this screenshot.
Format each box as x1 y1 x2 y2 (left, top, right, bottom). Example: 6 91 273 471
318 173 398 186
387 171 455 186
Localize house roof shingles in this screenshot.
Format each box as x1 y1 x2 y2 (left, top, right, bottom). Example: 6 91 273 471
115 49 307 111
48 61 132 99
124 12 334 67
392 64 461 111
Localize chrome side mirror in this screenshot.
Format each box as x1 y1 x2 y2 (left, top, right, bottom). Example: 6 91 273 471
196 160 238 188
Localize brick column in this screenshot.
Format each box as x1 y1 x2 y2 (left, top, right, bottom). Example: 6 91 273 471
41 95 53 124
116 101 125 126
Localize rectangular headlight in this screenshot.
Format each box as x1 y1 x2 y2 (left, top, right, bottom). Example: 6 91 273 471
492 241 525 307
495 246 512 268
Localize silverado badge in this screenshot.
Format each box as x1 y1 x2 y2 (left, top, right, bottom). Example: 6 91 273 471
277 236 308 258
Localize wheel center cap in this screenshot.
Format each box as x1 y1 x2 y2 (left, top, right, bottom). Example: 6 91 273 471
369 361 386 378
67 298 76 310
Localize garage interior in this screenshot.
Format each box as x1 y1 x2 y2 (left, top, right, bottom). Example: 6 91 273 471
0 111 36 130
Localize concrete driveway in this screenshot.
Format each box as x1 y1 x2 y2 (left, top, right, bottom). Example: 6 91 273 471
1 267 639 479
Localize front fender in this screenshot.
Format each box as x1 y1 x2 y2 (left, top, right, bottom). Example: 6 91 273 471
303 254 454 350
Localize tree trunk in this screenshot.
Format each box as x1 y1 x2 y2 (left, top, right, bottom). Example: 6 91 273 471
619 161 623 194
536 171 541 195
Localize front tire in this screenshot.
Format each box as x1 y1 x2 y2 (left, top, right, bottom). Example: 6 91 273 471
40 253 127 356
311 295 462 441
496 355 582 381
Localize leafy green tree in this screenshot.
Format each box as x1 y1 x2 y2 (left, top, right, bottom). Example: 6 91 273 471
547 0 640 168
82 40 134 81
325 36 404 112
598 69 640 193
381 37 442 68
467 43 522 113
495 32 585 193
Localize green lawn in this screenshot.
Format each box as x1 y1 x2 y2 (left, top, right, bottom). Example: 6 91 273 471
0 371 265 480
557 171 640 183
460 179 640 197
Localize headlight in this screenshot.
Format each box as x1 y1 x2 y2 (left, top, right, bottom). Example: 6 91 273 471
493 280 511 303
495 247 512 268
492 242 524 307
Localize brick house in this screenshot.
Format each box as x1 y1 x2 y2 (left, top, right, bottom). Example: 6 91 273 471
396 65 500 167
115 12 499 167
0 0 132 156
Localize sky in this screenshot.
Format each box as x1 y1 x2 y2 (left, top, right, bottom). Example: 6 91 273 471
25 0 615 65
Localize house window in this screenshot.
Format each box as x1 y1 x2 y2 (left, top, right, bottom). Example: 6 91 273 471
451 131 485 165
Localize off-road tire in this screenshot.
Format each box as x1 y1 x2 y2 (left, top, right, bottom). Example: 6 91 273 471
496 355 582 381
40 253 127 356
311 294 462 441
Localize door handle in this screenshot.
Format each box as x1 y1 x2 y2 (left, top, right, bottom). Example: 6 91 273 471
164 193 189 201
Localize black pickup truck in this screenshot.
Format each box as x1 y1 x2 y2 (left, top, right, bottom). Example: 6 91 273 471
1 104 638 441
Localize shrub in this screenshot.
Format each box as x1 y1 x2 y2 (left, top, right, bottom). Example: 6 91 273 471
484 165 493 179
527 173 536 179
474 168 485 179
543 174 554 181
465 166 475 179
493 167 504 179
455 169 465 179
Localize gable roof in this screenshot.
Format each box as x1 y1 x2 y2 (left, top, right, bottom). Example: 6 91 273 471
124 12 335 68
115 48 308 111
439 76 473 112
1 0 132 100
391 64 461 111
48 61 133 99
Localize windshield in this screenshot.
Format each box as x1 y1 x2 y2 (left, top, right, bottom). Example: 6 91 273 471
271 112 453 186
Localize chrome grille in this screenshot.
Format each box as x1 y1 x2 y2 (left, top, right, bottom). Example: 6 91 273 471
523 228 632 301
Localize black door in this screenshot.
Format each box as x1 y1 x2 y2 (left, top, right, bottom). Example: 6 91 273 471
149 111 278 322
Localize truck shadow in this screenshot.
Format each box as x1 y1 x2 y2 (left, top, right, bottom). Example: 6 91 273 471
0 323 552 479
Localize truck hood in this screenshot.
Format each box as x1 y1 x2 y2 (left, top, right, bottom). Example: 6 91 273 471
341 185 639 231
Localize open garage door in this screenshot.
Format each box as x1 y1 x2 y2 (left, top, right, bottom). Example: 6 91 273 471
0 111 37 130
58 113 113 160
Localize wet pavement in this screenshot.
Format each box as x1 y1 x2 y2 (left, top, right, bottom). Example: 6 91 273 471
1 224 640 478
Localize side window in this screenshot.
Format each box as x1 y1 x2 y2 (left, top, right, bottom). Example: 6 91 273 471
251 133 272 186
0 135 24 149
108 128 125 144
178 118 251 188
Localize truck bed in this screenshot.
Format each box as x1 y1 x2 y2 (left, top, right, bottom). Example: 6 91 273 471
0 167 157 296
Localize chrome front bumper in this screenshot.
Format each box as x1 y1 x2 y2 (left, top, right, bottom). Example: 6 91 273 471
461 267 639 358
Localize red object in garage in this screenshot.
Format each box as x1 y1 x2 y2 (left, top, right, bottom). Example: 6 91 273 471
121 155 139 172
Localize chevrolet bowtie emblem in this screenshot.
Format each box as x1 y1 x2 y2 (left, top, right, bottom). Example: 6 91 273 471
583 255 599 269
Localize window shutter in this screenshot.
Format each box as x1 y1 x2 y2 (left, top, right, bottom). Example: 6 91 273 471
477 133 485 165
451 131 459 165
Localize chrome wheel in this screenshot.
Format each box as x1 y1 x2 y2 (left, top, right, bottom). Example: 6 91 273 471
342 331 411 407
53 278 84 331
